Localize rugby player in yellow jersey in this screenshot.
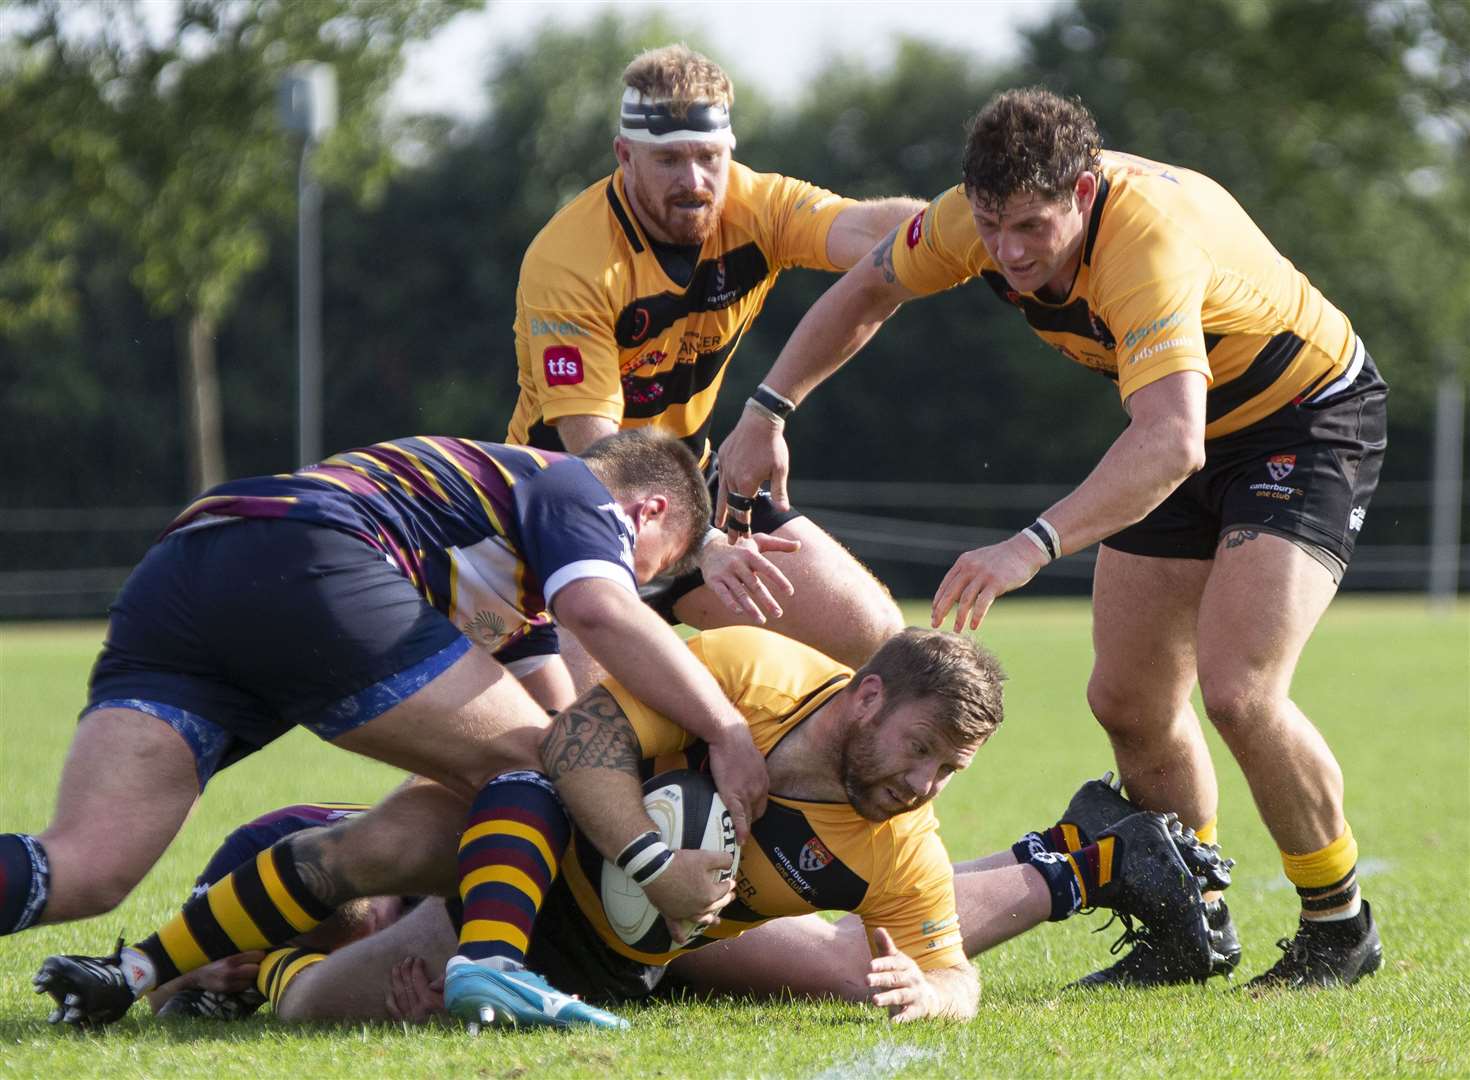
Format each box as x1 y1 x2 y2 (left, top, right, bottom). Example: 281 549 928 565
167 628 1222 1028
718 88 1387 990
506 44 924 674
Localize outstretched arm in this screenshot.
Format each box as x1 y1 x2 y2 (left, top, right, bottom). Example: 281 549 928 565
717 224 918 519
932 369 1209 631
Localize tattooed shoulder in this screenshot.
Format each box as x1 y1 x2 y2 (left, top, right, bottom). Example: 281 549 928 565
541 686 642 780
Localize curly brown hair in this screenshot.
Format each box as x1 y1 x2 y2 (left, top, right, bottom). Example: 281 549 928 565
961 87 1102 211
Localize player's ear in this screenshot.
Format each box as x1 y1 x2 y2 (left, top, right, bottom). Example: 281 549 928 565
1073 170 1098 213
854 673 886 718
638 493 669 527
613 136 633 169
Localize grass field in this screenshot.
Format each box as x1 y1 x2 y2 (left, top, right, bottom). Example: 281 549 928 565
2 596 1467 1078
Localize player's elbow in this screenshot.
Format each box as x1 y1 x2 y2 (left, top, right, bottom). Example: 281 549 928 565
1152 419 1206 485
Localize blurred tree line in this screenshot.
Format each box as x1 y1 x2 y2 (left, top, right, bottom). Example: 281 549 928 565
1 0 1465 596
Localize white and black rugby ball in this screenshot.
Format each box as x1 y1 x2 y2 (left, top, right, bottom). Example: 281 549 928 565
600 768 739 954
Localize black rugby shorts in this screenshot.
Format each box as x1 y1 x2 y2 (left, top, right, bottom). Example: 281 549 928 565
1104 347 1387 581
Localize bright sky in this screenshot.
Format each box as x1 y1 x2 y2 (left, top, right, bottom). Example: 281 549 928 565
393 0 1064 120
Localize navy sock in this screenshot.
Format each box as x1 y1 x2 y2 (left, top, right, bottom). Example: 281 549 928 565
0 834 50 935
1025 850 1083 922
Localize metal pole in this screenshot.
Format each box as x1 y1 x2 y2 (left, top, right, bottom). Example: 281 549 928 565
1427 364 1465 611
297 138 323 467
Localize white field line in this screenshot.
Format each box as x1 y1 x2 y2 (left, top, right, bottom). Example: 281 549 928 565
808 1042 940 1080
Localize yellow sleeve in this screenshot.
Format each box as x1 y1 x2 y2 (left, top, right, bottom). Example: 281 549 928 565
514 249 624 427
602 674 695 760
1095 224 1213 402
889 185 983 297
600 634 732 758
856 809 966 972
752 170 858 273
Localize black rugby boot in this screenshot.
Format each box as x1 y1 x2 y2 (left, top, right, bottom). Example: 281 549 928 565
1059 771 1139 844
1245 902 1382 990
33 938 139 1028
1071 898 1240 988
157 986 267 1021
1084 812 1215 982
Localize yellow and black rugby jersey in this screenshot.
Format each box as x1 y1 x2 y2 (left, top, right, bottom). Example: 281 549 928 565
561 626 967 972
506 162 856 464
892 151 1356 438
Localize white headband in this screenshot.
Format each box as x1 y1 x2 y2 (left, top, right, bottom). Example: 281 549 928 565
618 87 736 148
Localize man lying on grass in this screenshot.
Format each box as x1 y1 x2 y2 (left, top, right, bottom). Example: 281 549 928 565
45 627 1231 1029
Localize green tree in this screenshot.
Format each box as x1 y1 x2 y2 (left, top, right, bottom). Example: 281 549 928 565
0 0 478 490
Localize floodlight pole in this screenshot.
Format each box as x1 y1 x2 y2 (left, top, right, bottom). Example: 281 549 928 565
278 64 337 467
1427 356 1464 612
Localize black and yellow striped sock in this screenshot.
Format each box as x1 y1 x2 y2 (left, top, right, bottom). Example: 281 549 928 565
1282 826 1361 922
255 947 327 1011
135 839 335 986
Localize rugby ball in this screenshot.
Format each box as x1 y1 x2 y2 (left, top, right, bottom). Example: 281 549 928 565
599 769 739 954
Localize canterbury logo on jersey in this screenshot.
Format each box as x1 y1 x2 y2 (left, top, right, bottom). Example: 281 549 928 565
613 243 770 347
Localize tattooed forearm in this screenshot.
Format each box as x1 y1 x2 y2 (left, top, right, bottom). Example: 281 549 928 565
540 686 641 781
871 225 901 284
1222 528 1260 550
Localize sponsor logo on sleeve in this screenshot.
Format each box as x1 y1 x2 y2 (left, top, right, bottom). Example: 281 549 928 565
543 345 584 386
1122 313 1192 364
529 317 589 338
906 209 926 249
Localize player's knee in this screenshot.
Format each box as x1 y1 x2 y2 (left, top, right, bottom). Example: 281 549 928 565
860 597 906 652
1198 669 1274 732
1086 669 1192 743
1085 674 1150 741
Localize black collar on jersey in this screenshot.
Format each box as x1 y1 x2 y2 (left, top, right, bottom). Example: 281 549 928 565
1082 175 1112 268
605 180 646 253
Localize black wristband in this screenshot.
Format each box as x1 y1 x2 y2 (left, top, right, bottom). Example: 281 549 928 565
615 830 661 870
1023 519 1061 562
751 383 795 421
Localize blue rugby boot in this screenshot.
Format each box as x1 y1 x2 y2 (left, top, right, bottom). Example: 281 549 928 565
444 957 629 1032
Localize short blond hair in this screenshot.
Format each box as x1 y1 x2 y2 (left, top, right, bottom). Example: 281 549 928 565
622 44 733 117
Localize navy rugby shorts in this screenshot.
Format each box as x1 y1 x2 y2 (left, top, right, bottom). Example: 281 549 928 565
1104 342 1387 581
84 519 471 788
642 449 803 623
